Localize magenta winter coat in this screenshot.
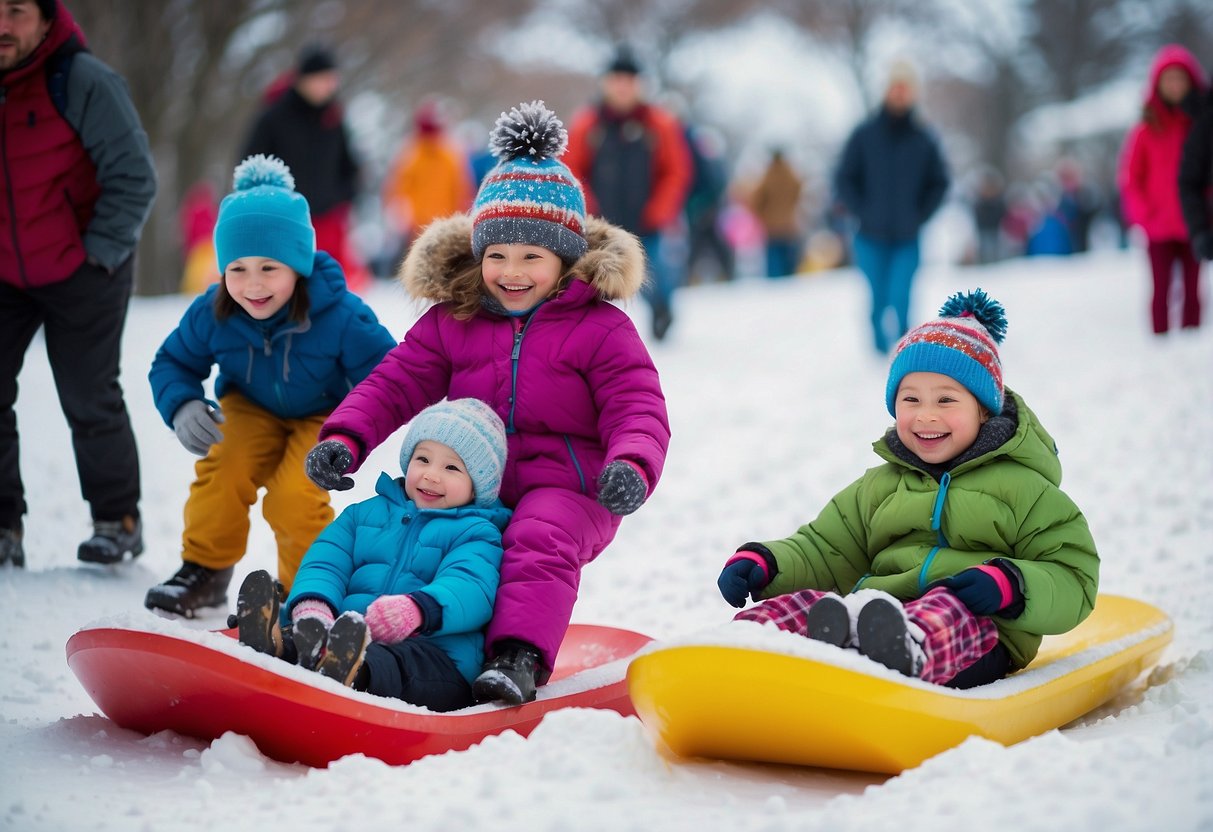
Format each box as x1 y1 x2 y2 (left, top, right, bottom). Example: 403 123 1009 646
319 214 670 509
1118 45 1208 242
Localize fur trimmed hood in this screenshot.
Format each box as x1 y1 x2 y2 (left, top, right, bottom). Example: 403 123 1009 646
398 214 647 305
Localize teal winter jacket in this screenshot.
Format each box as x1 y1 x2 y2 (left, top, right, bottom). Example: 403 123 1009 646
286 472 512 683
756 390 1099 668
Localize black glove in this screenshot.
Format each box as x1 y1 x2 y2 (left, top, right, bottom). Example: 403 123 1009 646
1192 232 1213 261
938 564 1022 616
717 556 771 608
596 460 648 515
172 400 224 456
305 439 355 491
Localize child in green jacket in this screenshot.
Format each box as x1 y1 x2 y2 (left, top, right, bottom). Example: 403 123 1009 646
717 290 1099 688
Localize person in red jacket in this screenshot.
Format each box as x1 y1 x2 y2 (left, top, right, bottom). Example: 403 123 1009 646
564 46 692 341
0 0 156 568
1118 44 1208 333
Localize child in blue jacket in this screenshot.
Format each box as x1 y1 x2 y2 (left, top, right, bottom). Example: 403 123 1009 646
237 398 512 711
145 155 396 618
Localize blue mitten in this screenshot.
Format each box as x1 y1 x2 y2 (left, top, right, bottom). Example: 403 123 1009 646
938 565 1021 616
717 555 771 608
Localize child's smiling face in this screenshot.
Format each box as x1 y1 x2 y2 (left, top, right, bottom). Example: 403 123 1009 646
894 372 989 464
223 257 298 319
481 243 563 312
404 440 474 509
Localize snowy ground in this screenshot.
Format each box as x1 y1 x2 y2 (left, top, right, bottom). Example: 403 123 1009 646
2 248 1211 831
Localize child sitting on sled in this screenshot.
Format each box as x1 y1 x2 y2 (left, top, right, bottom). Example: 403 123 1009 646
717 290 1099 688
237 398 511 712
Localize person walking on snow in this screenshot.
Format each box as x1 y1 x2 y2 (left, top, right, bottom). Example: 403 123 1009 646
1118 44 1208 334
144 155 395 618
717 291 1098 688
833 59 949 355
304 101 670 706
0 0 156 568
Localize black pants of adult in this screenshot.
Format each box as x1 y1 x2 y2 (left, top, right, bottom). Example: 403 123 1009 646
360 637 476 712
0 257 140 528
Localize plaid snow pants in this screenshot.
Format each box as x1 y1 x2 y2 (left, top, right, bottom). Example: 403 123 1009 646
734 587 1001 685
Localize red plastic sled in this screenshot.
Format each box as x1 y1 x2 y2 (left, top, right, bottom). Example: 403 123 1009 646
66 622 651 768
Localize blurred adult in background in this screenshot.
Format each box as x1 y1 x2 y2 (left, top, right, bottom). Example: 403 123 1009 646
1053 158 1100 255
971 166 1007 265
380 98 473 275
0 0 156 567
683 123 735 284
1118 44 1207 334
1179 54 1213 276
749 147 805 278
833 60 949 354
565 46 693 341
241 44 368 292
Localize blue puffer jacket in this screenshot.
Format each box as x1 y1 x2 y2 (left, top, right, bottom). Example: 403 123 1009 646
286 472 512 683
149 250 396 425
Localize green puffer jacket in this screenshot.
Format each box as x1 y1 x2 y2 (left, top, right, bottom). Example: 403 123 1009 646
758 389 1099 668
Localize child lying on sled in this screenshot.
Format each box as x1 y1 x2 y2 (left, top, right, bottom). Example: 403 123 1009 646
237 398 511 711
716 290 1099 688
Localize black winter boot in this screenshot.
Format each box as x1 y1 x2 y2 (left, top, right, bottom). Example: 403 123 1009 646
472 640 545 705
236 570 285 658
316 612 369 687
0 526 24 568
144 561 234 618
855 597 926 678
291 617 329 671
78 515 144 564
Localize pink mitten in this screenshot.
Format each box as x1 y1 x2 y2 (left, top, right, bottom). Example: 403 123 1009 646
291 598 336 629
365 594 423 644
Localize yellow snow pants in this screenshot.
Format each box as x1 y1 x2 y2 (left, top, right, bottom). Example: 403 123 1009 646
180 392 333 590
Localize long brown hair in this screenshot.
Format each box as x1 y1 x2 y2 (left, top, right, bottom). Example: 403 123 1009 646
214 273 309 322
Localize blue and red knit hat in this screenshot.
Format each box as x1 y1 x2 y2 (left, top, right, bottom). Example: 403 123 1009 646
471 101 588 264
885 290 1008 416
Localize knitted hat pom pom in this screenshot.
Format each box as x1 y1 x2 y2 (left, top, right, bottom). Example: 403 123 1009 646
938 288 1008 344
232 154 297 193
489 100 567 163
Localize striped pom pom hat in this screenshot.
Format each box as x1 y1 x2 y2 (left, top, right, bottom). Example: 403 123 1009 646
884 289 1008 416
471 100 588 264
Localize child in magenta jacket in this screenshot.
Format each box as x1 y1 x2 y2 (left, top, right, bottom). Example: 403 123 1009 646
304 102 670 705
1118 44 1208 333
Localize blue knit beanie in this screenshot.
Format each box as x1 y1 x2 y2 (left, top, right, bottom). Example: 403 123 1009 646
885 290 1008 417
399 399 508 507
471 101 588 264
214 155 316 277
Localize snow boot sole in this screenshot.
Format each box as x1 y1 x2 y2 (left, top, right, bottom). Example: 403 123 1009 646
236 570 283 658
316 613 369 687
292 616 329 671
806 594 850 647
855 597 919 677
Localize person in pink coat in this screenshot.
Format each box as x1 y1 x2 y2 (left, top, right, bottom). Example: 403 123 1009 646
304 102 670 705
1118 44 1208 333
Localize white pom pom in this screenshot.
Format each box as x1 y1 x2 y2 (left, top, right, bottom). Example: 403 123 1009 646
232 154 296 192
488 100 567 162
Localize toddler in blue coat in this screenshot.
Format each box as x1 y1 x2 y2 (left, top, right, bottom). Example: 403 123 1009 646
237 398 511 711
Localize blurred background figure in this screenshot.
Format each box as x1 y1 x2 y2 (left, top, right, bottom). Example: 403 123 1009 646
177 181 219 294
833 59 949 354
1118 44 1207 334
971 166 1008 265
1179 52 1213 287
748 147 805 279
379 97 474 276
565 45 693 341
1053 157 1101 255
682 123 735 285
240 44 368 292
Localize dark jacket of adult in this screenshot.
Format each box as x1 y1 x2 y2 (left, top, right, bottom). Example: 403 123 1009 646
0 1 156 288
240 86 359 217
833 107 949 243
1178 84 1213 252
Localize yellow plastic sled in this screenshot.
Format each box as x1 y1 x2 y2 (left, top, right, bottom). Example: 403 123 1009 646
627 594 1171 775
